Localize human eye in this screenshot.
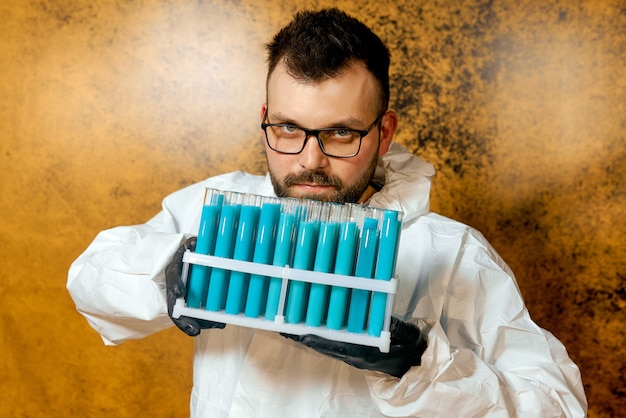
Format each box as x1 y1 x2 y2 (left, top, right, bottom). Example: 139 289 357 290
325 128 357 142
278 124 302 138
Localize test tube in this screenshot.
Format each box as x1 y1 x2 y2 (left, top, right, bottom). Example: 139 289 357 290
244 197 281 318
225 194 261 315
325 205 359 330
186 189 224 308
346 207 381 333
368 209 402 336
305 203 342 327
264 199 300 320
205 191 242 311
285 200 321 324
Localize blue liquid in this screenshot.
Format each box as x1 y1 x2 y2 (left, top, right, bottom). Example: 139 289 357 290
186 196 223 308
225 205 261 314
368 210 401 336
305 221 340 327
285 220 319 324
244 203 281 318
205 204 240 311
347 217 379 333
265 211 296 320
326 221 358 330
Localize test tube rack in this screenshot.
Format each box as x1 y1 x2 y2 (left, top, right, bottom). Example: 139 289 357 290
170 188 403 353
172 251 398 352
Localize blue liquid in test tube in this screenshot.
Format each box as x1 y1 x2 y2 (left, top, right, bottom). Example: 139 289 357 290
305 204 341 327
346 214 379 333
205 197 241 311
225 201 261 315
285 204 320 324
326 220 358 330
244 201 281 318
265 205 298 320
186 190 223 308
368 210 402 337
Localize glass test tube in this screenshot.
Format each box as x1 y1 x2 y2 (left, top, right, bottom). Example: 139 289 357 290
264 199 300 320
205 191 243 311
325 205 359 330
186 189 224 308
244 197 281 318
225 194 262 315
285 200 321 324
368 209 402 336
305 203 343 327
346 207 381 333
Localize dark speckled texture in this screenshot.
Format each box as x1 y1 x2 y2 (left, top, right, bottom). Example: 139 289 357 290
1 0 623 416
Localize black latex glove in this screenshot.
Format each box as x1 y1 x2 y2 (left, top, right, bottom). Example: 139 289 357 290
165 236 225 336
282 316 426 378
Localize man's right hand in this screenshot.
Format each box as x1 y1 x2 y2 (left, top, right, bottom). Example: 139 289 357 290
165 237 225 336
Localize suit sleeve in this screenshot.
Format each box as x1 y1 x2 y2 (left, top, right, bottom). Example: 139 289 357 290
365 223 587 417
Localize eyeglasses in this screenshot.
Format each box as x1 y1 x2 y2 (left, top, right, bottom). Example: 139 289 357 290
261 110 385 158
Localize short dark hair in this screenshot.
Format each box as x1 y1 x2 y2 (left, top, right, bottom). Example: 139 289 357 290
266 8 391 113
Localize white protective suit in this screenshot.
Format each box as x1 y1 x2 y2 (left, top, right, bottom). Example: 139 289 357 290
67 143 587 417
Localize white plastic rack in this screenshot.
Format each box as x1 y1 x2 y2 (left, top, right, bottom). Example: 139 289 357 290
172 250 398 352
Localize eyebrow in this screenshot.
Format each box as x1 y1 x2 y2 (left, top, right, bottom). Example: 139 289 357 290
270 112 367 129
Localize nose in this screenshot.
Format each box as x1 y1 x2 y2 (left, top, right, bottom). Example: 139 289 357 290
297 135 329 170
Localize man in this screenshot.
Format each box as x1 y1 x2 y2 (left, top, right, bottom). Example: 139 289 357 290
67 8 587 417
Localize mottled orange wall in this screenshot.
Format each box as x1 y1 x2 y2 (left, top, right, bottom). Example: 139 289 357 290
1 0 624 417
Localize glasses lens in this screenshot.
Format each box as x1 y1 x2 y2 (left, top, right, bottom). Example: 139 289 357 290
319 130 361 157
265 125 306 153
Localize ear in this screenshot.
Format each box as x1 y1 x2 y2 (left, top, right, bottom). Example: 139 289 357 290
260 103 270 149
378 110 397 156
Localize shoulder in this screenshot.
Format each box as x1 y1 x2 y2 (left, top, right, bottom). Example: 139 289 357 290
402 212 515 279
371 143 436 220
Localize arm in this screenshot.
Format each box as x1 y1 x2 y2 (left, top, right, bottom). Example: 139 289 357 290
67 207 188 345
67 171 274 345
364 221 587 417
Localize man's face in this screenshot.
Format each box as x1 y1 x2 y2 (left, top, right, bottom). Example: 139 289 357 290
262 61 396 204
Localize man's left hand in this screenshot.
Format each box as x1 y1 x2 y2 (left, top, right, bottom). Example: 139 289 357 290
282 316 426 378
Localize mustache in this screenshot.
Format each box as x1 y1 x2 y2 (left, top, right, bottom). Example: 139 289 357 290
282 170 343 189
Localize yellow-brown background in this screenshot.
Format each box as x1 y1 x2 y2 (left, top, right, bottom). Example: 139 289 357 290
1 0 624 416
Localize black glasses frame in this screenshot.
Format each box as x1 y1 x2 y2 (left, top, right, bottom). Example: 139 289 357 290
261 110 385 158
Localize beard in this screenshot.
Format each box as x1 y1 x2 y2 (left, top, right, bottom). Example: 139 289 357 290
269 152 379 204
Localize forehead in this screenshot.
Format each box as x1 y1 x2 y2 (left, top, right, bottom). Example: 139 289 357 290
267 61 380 124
